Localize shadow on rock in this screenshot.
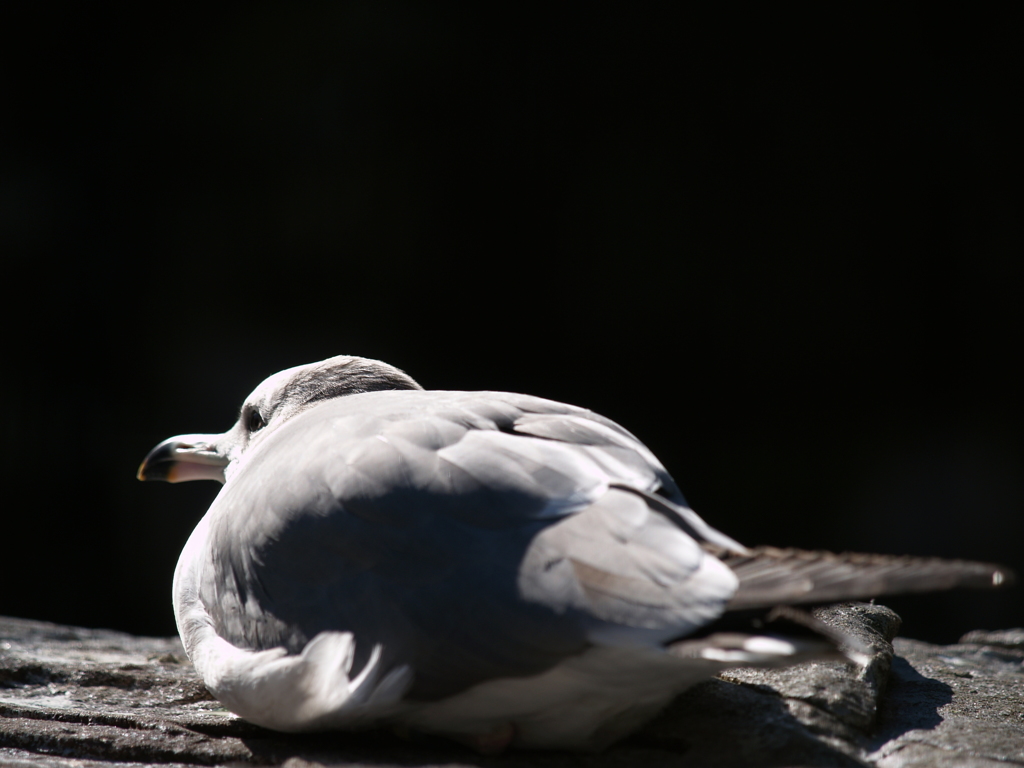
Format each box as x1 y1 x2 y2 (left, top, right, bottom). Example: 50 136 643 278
630 678 869 767
869 654 951 749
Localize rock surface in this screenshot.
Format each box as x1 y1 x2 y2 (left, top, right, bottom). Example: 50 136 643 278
1 608 1021 767
869 630 1024 767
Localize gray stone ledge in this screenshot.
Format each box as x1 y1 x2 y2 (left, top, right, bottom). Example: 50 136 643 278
2 609 1021 767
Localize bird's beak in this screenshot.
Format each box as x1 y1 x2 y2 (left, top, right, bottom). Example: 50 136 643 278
137 434 230 484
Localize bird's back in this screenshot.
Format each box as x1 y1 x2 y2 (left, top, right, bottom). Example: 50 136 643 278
192 389 742 701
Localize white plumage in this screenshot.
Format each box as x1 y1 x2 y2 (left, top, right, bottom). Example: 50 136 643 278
139 355 1010 751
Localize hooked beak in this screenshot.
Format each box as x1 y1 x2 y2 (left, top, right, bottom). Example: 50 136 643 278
137 434 230 483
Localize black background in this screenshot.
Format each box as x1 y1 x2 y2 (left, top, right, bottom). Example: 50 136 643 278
3 5 1021 643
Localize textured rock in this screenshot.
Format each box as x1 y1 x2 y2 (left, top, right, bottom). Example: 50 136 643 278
1 610 1021 767
867 629 1024 767
636 603 902 767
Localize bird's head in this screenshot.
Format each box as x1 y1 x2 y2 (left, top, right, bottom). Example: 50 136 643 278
137 355 422 484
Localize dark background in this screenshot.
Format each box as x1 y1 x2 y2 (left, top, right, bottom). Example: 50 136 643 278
3 5 1021 643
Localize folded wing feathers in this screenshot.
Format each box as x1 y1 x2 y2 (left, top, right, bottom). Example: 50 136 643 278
713 544 1015 611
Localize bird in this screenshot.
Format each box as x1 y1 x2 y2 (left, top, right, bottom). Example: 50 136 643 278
138 355 1012 752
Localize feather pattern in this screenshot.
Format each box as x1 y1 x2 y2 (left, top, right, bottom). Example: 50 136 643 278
714 544 1013 610
137 355 1014 751
197 389 744 701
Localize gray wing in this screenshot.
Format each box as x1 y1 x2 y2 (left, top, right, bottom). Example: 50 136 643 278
198 390 742 699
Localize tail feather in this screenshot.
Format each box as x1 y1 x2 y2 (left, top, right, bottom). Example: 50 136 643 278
707 545 1014 611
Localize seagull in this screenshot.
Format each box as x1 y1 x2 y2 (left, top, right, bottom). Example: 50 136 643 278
138 355 1011 751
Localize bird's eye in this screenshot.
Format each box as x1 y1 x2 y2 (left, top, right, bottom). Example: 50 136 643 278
248 410 267 433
